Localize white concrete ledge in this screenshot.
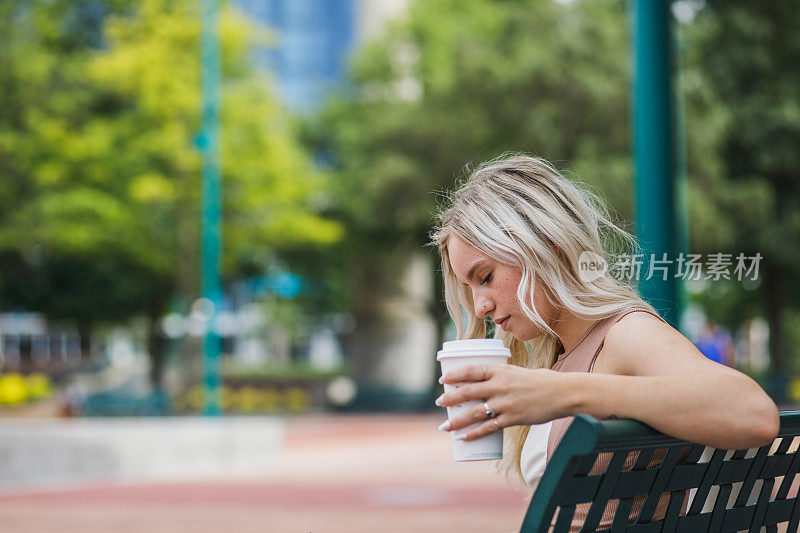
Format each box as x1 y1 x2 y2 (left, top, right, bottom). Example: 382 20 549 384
0 416 285 491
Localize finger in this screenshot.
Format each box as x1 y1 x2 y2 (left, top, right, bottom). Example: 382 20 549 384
455 417 505 442
440 363 498 385
435 382 493 408
444 401 493 432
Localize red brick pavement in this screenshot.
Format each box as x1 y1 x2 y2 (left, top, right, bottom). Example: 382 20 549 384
0 414 531 532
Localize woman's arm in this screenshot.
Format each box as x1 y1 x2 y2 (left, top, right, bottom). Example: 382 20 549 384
566 312 779 449
560 371 777 449
437 313 779 449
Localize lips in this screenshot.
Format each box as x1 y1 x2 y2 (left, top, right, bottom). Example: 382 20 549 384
496 316 510 331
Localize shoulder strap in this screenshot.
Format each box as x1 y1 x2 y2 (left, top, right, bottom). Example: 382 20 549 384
588 307 667 372
553 311 619 371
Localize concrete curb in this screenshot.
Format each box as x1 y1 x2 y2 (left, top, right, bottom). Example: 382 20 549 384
0 416 285 491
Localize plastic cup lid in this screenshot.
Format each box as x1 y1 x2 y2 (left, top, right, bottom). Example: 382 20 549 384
436 338 511 360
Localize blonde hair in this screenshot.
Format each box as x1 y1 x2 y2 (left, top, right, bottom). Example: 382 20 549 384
431 154 655 486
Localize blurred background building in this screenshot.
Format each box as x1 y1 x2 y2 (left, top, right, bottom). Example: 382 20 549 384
236 0 356 111
236 0 412 111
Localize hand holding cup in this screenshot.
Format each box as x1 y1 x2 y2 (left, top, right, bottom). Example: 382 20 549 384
435 339 510 461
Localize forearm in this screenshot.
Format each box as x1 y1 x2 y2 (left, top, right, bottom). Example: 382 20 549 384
559 372 779 450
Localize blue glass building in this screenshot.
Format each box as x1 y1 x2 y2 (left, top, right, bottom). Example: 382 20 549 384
235 0 356 111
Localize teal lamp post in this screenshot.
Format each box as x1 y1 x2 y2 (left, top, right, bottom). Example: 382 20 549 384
632 0 682 327
200 0 222 416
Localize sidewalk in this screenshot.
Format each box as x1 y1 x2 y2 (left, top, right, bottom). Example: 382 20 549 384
0 414 530 532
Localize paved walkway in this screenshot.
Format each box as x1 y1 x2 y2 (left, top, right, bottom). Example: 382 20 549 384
0 414 530 532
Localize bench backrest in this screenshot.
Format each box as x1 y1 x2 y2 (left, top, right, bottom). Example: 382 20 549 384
520 410 800 532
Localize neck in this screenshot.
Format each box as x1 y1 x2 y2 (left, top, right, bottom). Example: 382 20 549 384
552 310 602 355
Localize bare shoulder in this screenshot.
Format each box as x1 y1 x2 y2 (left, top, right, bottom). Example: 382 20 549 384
605 311 673 347
597 310 734 377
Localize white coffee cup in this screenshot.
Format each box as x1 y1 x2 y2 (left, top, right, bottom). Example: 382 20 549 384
437 338 511 461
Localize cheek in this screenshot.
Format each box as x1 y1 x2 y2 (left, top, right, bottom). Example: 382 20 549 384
502 277 523 308
532 286 546 307
529 282 552 314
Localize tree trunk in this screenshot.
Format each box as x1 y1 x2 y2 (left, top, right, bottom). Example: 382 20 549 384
147 313 167 390
173 170 201 391
347 249 437 407
77 322 92 363
764 260 785 375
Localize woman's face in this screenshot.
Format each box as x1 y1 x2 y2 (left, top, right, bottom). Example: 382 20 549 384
447 236 555 341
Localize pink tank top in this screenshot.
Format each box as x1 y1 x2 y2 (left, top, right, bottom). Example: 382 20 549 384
544 307 679 531
546 307 668 457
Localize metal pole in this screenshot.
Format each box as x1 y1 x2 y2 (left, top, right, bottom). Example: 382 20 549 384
201 0 221 416
674 17 691 332
632 0 680 326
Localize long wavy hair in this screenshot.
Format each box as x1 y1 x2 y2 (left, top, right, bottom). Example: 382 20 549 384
431 154 655 485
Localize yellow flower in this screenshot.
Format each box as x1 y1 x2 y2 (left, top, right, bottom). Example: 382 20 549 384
0 374 29 405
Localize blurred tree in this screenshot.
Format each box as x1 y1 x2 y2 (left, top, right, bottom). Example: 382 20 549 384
683 1 800 375
0 0 341 385
305 0 642 394
0 0 141 356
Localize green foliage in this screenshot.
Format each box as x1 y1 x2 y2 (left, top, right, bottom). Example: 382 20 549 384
0 0 342 331
86 0 342 264
315 0 636 244
682 1 800 371
694 1 800 262
307 0 636 321
681 2 800 262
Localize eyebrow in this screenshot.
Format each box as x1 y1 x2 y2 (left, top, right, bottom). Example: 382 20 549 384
464 261 487 285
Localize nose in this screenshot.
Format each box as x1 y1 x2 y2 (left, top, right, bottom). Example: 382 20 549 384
473 291 494 320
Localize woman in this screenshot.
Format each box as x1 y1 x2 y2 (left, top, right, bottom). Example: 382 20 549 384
431 154 778 525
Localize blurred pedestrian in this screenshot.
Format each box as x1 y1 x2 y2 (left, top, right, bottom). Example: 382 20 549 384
694 320 735 366
58 383 82 417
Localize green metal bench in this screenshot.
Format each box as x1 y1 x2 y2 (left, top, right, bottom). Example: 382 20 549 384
520 411 800 532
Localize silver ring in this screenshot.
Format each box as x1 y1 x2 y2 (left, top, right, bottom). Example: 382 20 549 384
481 364 487 380
484 401 496 418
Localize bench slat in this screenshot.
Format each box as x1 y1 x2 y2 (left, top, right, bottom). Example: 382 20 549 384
635 446 683 522
582 451 629 530
519 411 800 532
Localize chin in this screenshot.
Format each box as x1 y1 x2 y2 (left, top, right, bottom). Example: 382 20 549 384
513 329 542 342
